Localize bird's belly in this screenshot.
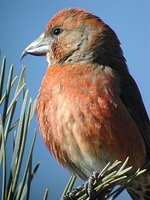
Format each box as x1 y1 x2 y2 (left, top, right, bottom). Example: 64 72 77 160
37 77 146 179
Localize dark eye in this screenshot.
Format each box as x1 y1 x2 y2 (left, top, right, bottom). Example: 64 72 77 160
53 27 63 36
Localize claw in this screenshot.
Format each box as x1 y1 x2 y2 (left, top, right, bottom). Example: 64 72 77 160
84 171 99 198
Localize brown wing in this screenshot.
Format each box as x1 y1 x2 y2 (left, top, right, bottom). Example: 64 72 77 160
120 69 150 162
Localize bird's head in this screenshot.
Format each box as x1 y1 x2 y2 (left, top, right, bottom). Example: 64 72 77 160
21 8 125 67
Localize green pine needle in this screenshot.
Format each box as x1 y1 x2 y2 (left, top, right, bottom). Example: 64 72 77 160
0 55 47 200
62 158 146 200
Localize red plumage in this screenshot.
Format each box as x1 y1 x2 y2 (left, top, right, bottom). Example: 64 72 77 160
22 8 150 199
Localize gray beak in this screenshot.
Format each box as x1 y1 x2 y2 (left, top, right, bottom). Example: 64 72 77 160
21 33 50 60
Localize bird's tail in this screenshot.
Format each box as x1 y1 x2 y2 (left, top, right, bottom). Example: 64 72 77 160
127 168 150 200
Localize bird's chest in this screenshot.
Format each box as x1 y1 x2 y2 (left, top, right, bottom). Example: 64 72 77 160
37 66 117 171
37 67 114 143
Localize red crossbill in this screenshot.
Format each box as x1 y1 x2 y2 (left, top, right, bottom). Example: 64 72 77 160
22 8 150 199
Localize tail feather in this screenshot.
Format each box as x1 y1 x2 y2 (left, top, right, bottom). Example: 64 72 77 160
127 169 150 200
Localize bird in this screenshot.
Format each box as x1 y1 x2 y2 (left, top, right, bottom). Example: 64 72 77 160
21 8 150 199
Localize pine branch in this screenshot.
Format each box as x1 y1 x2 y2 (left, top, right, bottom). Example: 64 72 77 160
0 55 48 200
62 158 146 200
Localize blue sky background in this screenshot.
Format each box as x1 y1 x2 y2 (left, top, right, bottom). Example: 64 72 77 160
0 1 150 199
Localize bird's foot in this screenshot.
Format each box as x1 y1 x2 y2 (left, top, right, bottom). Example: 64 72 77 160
84 171 99 199
63 171 100 200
